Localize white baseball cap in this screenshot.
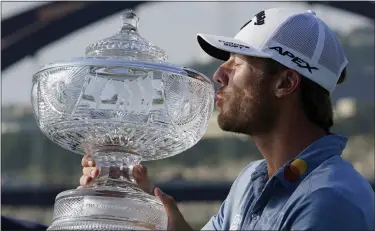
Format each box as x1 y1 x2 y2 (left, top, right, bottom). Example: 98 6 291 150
197 8 348 93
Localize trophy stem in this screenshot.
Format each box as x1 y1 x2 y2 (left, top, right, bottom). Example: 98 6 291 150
49 144 168 230
88 146 142 188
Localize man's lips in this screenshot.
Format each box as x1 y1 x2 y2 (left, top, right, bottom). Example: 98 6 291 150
216 99 223 108
215 93 225 108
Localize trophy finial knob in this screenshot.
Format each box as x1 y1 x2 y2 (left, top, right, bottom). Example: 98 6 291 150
121 10 139 31
84 8 167 61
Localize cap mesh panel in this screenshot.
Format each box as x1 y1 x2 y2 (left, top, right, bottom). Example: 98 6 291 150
271 14 319 58
318 25 347 75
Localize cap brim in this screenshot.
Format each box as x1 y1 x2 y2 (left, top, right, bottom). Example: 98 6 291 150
197 33 271 61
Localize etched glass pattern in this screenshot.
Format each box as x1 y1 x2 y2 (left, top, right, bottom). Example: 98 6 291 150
31 10 214 231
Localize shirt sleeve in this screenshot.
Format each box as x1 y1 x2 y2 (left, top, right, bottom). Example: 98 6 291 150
287 188 371 230
201 199 227 230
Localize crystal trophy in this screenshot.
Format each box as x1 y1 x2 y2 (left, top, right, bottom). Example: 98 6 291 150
31 10 215 230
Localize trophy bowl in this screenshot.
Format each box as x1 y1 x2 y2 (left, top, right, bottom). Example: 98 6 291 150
31 10 215 230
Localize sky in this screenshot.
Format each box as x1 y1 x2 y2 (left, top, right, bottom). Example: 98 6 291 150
1 1 373 106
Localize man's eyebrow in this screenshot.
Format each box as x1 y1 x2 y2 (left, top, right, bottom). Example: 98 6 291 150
230 53 244 61
231 53 247 59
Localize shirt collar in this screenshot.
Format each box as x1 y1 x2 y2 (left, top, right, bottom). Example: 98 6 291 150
251 134 348 188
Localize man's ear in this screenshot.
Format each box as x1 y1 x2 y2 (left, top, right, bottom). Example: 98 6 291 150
274 69 301 98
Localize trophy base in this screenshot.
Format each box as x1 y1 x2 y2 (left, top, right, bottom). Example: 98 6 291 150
47 186 168 230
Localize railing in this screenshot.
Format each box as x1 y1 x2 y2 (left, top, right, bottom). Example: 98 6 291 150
2 180 375 207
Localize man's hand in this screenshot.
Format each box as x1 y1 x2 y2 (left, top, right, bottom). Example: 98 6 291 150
79 154 193 231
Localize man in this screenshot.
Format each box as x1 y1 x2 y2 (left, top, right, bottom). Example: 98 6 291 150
80 8 374 230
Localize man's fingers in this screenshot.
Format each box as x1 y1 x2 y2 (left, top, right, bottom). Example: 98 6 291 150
81 155 95 167
133 165 155 195
77 185 88 189
81 155 89 167
80 163 155 195
83 167 99 178
79 175 93 186
137 179 156 196
133 165 148 181
154 188 180 217
154 187 188 231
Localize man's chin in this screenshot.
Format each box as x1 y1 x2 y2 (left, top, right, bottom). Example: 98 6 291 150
217 116 228 131
217 115 252 135
218 122 248 135
217 114 236 132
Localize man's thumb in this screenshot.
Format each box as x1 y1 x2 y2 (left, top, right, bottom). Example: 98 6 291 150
154 188 180 216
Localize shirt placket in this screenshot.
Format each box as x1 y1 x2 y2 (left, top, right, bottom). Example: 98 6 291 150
242 176 276 230
238 174 266 230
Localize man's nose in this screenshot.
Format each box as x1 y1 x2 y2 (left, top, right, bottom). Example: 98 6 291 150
213 66 230 87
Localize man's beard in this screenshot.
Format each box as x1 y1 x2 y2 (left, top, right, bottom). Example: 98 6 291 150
217 86 279 136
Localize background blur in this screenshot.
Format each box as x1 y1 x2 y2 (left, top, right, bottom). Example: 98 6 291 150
1 1 374 229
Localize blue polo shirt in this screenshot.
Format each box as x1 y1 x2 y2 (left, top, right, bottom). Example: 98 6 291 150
202 134 374 230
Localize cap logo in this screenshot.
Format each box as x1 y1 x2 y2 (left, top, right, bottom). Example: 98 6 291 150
240 11 266 30
269 46 319 73
218 40 249 50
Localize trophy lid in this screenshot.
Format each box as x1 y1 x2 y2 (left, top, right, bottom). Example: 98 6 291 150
84 10 168 62
33 8 213 87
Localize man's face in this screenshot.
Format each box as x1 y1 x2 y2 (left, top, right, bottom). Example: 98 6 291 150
214 54 279 136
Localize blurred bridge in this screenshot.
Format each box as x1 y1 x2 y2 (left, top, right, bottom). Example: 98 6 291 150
2 1 374 71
